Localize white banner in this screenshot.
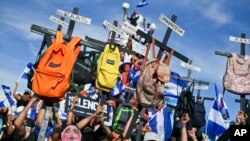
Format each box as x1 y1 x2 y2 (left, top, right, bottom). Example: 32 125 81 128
194 85 209 90
121 21 138 36
131 39 154 61
180 62 201 72
229 36 250 44
159 13 185 37
132 39 146 56
49 15 69 28
56 9 91 24
103 20 127 37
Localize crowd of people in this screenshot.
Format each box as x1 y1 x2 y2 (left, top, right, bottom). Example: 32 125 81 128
0 10 248 141
0 54 249 141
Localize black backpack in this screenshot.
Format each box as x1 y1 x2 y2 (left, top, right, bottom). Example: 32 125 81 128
192 101 206 127
72 51 99 85
175 83 195 119
112 103 135 134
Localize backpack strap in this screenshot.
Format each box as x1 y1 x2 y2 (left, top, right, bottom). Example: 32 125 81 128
163 49 175 65
55 31 64 43
36 34 52 62
127 36 133 50
152 38 156 59
142 38 157 68
67 37 82 58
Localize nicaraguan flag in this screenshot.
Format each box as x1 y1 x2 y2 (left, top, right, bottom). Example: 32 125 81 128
148 106 172 141
111 78 124 96
27 108 37 121
136 0 149 8
129 66 141 88
164 72 188 106
0 85 16 108
21 62 33 80
206 84 229 138
215 84 230 120
58 99 67 120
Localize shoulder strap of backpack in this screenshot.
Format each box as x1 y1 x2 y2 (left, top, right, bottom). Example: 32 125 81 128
152 38 156 59
127 36 133 50
36 34 52 62
163 49 175 65
55 31 64 43
67 37 81 58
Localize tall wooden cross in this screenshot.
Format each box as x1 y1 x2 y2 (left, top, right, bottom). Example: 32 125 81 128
180 60 214 102
215 33 249 113
35 7 92 141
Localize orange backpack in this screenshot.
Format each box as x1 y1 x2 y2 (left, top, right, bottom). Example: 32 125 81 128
32 31 81 103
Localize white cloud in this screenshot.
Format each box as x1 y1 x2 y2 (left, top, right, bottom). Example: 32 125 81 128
0 7 51 40
200 2 231 25
166 0 231 25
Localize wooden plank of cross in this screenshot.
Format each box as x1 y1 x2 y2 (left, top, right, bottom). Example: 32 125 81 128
215 33 249 113
157 13 185 61
180 60 213 103
37 7 92 141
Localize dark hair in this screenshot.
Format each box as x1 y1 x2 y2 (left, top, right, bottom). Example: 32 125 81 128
119 62 132 73
23 90 30 95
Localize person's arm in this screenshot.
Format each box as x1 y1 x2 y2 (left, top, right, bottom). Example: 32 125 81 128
66 95 78 125
188 130 198 141
12 82 21 100
35 102 45 126
6 114 15 135
76 105 103 129
49 108 62 141
0 107 8 114
99 113 113 139
14 96 37 128
14 96 37 137
181 125 188 141
180 113 190 141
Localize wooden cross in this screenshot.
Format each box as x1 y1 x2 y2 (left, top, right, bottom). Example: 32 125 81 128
36 7 91 141
181 60 214 103
215 33 249 113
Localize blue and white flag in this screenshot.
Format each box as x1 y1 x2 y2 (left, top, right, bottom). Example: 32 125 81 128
27 107 37 121
164 72 188 106
206 84 230 138
58 99 67 120
148 106 172 141
111 78 124 96
0 85 16 108
20 62 33 80
136 0 149 8
129 66 141 88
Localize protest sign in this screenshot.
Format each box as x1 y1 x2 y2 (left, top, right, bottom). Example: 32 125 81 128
65 93 109 122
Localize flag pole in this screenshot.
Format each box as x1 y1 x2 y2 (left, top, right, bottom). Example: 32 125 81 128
204 98 216 140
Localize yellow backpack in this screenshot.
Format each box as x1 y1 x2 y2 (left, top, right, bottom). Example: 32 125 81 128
96 44 120 92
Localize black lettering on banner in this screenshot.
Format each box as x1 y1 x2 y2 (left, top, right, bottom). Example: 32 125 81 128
65 93 110 122
64 12 70 18
230 125 250 141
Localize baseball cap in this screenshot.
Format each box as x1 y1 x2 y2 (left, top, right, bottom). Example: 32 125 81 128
143 132 159 141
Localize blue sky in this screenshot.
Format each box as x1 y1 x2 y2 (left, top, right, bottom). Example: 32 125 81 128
1 0 250 120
